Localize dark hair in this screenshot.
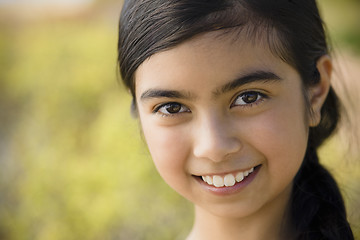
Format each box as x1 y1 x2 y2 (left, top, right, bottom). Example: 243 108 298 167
117 0 354 239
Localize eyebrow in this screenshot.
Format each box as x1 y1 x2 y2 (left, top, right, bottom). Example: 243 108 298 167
140 70 282 101
140 89 195 101
215 70 282 96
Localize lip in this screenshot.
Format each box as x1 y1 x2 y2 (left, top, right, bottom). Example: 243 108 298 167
197 166 255 178
194 165 261 196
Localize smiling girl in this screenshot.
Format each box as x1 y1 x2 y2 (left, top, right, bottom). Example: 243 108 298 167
117 0 354 239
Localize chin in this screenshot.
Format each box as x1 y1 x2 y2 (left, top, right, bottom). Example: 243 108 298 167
197 201 262 220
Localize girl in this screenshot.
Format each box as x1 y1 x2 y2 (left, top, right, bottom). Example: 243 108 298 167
117 0 354 239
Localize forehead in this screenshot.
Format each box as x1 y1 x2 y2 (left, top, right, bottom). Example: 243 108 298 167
134 31 288 90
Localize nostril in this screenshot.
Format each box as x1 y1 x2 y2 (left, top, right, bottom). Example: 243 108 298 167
193 138 242 162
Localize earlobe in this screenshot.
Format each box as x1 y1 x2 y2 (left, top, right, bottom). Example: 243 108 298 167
308 55 332 127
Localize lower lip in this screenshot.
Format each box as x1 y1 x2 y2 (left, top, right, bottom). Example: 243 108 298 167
195 166 261 196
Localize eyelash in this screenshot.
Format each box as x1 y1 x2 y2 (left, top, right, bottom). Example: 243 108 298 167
153 102 190 117
231 91 268 108
153 91 268 117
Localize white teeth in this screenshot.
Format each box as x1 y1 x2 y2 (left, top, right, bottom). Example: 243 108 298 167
213 175 224 187
201 167 256 188
205 176 213 185
224 174 235 187
235 172 244 182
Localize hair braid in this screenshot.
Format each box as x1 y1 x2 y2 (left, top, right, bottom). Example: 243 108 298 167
291 147 354 240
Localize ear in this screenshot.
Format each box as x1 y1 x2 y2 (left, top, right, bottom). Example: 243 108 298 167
308 55 332 127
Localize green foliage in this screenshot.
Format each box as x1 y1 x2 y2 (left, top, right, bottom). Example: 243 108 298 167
0 18 193 239
318 0 360 52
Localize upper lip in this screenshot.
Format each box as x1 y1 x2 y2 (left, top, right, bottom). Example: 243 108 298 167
193 164 260 177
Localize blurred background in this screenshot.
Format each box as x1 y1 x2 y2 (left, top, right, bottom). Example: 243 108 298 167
0 0 359 239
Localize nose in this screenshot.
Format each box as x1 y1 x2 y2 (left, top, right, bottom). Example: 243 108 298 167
192 114 242 162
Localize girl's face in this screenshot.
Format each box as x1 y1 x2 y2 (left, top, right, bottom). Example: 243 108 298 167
134 32 310 218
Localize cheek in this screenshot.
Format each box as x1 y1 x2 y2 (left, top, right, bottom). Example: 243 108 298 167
141 120 190 184
243 100 308 178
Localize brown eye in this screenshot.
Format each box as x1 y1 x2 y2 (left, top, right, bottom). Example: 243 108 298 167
155 102 190 115
165 103 181 113
242 92 259 104
233 91 265 107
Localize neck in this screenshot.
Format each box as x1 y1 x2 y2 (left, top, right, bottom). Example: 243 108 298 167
187 186 294 240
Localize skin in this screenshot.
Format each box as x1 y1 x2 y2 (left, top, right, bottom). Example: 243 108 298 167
134 32 331 240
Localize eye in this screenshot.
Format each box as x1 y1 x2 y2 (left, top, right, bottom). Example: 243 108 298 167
232 91 266 107
154 102 190 116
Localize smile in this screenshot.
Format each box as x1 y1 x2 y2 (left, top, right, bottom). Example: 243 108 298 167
201 167 255 188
